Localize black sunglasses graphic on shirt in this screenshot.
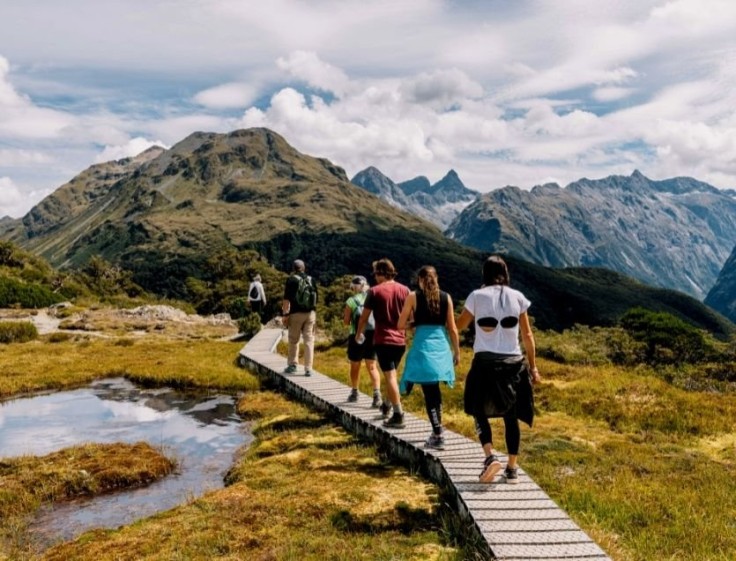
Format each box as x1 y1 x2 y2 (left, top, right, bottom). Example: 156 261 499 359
477 316 519 330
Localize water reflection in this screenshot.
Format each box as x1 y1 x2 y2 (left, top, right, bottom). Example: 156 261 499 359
0 378 251 547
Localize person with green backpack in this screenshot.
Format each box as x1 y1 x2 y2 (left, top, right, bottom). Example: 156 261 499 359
343 275 382 407
281 259 318 376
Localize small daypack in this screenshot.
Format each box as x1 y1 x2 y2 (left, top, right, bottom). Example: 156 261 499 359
351 293 375 331
294 274 317 309
249 283 259 300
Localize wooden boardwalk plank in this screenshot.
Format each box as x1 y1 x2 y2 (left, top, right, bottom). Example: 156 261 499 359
239 329 612 561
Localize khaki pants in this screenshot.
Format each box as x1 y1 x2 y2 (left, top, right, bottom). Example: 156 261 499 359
287 310 316 369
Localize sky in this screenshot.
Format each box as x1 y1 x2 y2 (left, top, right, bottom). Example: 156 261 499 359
1 0 736 218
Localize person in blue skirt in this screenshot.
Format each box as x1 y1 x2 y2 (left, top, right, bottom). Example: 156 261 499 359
397 265 460 449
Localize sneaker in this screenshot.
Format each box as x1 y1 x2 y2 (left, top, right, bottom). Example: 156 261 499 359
379 401 391 417
504 466 519 484
479 454 502 483
304 369 312 377
283 364 297 374
347 389 359 403
425 433 445 450
382 412 405 429
371 394 382 408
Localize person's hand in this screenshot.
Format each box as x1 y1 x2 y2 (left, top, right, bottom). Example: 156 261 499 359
452 353 459 366
281 314 289 327
530 367 541 384
355 333 365 345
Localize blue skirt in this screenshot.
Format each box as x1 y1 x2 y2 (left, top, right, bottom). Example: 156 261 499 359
400 325 455 394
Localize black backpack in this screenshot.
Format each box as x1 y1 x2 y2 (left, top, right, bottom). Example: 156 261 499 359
249 284 259 300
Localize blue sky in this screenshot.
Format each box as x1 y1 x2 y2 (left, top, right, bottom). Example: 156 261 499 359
1 0 735 218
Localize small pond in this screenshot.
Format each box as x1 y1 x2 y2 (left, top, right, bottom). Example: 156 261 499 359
0 378 252 547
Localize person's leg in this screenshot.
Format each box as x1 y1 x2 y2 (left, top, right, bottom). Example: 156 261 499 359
503 404 521 468
421 383 443 435
301 311 316 372
286 314 302 368
474 413 501 482
364 359 381 391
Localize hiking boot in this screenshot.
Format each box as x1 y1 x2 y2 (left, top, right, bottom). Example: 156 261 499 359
504 466 519 484
424 433 445 450
382 412 405 429
371 394 382 408
479 454 502 483
304 368 312 377
379 401 391 417
283 364 297 374
347 389 359 403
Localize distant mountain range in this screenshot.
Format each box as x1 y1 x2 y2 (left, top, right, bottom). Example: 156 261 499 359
706 246 736 323
443 171 736 302
351 167 478 229
0 128 732 334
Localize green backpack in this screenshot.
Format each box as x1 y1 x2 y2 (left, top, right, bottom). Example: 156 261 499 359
350 293 375 331
294 275 317 309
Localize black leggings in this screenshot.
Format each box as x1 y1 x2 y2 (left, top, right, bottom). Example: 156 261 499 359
421 383 443 435
473 402 520 455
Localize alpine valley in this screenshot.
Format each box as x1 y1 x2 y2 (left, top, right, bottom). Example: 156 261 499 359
0 127 733 334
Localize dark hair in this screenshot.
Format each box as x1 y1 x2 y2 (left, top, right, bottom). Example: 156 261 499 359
372 258 397 279
417 265 440 315
483 255 510 286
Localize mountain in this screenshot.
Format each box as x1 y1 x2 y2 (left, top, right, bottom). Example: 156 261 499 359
446 171 736 300
1 128 732 336
351 167 478 229
705 246 736 323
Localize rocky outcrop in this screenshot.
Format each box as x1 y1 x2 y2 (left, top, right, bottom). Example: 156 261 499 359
705 246 736 322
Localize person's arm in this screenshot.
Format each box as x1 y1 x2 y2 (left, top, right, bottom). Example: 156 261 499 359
519 311 540 384
456 308 474 331
260 283 266 304
397 292 416 330
445 294 461 365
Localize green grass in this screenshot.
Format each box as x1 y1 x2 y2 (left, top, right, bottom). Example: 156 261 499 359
312 341 736 561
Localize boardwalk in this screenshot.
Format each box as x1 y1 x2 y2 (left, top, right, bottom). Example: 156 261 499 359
239 328 611 561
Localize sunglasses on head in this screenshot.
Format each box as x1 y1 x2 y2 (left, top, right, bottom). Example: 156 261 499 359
477 316 518 329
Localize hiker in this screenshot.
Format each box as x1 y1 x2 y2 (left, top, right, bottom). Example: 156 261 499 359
397 265 459 450
456 255 540 484
247 274 266 321
281 259 318 376
343 275 382 407
355 258 409 428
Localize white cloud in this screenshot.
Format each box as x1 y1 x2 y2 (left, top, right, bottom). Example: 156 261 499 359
194 82 259 109
0 176 50 218
95 137 168 163
1 1 736 219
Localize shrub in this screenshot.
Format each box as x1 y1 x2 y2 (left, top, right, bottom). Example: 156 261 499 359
0 321 38 343
620 307 714 365
237 312 262 339
0 276 62 308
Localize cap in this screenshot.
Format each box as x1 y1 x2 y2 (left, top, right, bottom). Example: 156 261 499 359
293 259 305 271
351 275 367 286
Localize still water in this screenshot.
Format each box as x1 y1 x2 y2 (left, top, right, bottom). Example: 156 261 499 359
0 378 251 546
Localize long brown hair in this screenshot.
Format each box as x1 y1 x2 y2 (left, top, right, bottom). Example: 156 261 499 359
418 265 440 316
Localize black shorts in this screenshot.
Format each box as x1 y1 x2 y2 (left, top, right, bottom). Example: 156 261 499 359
347 332 377 362
374 344 406 372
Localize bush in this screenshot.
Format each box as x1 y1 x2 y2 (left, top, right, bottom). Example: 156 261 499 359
237 312 262 339
620 307 714 365
0 276 62 308
0 321 39 343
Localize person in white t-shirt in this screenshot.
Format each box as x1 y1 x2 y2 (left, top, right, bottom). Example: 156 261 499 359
247 274 267 321
456 255 541 485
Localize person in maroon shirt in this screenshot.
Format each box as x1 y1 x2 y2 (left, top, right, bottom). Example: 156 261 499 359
355 258 410 428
